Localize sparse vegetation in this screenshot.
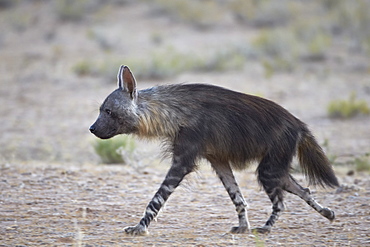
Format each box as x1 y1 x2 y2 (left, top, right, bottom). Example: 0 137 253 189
72 60 96 76
322 138 338 165
62 0 370 79
251 22 332 76
144 0 369 76
87 28 115 51
353 153 370 172
1 1 370 245
93 135 135 164
130 46 205 79
73 46 247 80
229 0 296 27
55 0 88 22
149 0 223 29
324 0 370 54
327 93 370 119
253 232 266 247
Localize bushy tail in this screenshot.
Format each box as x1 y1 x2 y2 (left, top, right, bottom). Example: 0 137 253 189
298 130 339 188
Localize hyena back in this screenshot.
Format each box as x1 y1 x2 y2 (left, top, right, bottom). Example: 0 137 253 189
90 65 339 235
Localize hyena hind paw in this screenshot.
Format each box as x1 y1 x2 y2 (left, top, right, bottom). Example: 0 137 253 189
230 226 249 234
320 207 335 222
124 225 149 236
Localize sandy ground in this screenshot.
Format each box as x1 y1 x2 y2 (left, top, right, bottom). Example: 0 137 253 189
0 1 370 246
1 162 369 246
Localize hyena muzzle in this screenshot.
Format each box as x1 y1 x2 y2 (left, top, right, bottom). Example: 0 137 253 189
90 65 339 235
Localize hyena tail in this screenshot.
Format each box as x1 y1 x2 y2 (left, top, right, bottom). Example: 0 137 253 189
298 129 339 188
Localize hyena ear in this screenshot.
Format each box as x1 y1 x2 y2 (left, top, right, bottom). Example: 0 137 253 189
117 65 137 100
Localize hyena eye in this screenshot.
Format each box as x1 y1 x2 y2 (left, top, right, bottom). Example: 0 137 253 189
105 109 112 115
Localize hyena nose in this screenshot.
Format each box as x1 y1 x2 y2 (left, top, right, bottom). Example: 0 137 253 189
89 125 96 134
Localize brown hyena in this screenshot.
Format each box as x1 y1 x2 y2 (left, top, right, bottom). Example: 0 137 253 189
90 65 339 235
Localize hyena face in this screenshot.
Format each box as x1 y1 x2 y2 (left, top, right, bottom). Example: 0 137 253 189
90 66 139 139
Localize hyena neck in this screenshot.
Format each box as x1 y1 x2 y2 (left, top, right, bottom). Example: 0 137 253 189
135 86 181 140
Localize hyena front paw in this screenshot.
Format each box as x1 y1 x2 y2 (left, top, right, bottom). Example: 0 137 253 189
230 226 249 234
320 207 335 222
124 224 148 236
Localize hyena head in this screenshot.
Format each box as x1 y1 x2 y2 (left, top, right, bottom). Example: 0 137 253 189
90 65 139 139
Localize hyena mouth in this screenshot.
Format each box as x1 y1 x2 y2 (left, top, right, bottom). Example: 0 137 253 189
90 127 117 139
100 129 117 139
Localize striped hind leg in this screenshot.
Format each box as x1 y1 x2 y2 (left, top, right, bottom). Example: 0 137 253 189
255 156 288 234
284 175 335 221
209 159 250 233
254 187 285 234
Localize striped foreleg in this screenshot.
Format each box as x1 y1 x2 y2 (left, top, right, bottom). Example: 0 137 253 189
124 153 196 235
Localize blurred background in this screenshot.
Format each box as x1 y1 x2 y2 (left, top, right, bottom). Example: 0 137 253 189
0 0 369 171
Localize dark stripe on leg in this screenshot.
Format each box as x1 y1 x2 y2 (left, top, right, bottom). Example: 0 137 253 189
209 161 250 233
256 158 288 234
284 175 335 221
138 154 196 229
125 130 200 235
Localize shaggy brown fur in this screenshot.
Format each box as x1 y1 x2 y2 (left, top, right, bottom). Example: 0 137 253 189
90 65 339 235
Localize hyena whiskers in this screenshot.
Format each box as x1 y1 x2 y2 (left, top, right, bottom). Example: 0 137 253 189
90 65 339 236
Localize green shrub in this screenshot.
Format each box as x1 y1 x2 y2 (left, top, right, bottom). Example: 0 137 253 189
293 20 332 61
354 154 370 172
327 93 370 119
252 29 298 75
72 60 96 76
93 135 135 164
